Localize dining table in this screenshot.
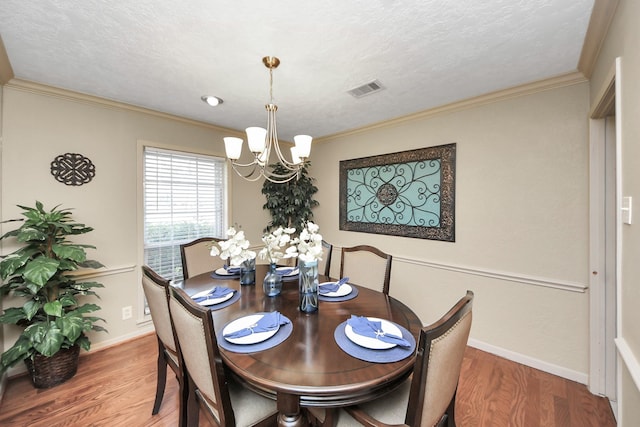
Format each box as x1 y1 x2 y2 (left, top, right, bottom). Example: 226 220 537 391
180 264 422 427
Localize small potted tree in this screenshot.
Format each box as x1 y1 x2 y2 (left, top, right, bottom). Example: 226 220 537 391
0 202 107 388
261 161 319 232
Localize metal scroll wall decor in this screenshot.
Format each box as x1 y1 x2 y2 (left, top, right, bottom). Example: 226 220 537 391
50 153 96 186
339 143 456 241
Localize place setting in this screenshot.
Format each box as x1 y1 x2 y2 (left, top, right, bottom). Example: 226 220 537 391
334 314 416 363
218 311 293 353
276 266 299 281
318 277 358 302
190 286 240 310
210 265 241 279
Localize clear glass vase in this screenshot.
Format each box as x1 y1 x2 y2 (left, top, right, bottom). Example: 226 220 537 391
263 262 283 296
298 259 319 313
239 258 256 285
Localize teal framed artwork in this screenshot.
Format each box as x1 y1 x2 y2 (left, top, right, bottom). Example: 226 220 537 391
339 143 456 241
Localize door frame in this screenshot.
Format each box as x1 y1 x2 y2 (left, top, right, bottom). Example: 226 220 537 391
589 58 621 409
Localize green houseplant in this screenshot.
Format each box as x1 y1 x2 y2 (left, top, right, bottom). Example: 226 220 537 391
261 161 319 232
0 202 106 388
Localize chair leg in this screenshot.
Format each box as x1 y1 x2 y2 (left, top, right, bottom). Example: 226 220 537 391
186 376 200 427
152 338 168 415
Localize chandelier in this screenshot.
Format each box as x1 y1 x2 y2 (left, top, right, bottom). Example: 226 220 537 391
223 56 312 183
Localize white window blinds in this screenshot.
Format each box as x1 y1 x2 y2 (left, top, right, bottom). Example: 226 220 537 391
143 147 227 280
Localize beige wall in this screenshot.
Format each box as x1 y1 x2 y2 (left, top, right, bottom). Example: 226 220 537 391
590 0 640 423
0 84 267 374
312 81 592 379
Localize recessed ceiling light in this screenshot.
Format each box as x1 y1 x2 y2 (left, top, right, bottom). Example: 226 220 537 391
201 95 223 106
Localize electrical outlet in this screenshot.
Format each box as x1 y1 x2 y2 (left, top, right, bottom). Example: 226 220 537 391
122 306 132 320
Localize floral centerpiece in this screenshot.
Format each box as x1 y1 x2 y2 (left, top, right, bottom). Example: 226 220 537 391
210 227 256 284
209 227 256 266
258 227 297 296
294 221 323 263
258 226 298 264
294 222 323 313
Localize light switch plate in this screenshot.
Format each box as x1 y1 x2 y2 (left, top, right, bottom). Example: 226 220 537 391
622 196 632 225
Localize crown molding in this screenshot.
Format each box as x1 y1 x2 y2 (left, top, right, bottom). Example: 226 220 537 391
4 78 241 134
316 71 588 142
578 0 619 79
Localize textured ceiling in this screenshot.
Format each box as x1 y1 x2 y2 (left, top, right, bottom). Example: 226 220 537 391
0 0 595 141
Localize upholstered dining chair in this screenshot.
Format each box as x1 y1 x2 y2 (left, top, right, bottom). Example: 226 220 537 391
318 240 333 277
141 265 186 427
340 245 392 295
167 286 278 427
338 290 474 427
180 237 222 279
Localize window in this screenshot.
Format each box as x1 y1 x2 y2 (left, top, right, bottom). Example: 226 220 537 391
143 147 227 281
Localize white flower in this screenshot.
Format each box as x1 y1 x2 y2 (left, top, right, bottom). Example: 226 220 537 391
209 227 256 266
259 227 298 264
295 221 323 263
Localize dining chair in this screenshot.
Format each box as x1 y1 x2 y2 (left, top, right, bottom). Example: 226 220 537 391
167 286 278 427
141 265 187 427
340 245 392 295
338 290 474 427
180 237 222 279
318 240 333 277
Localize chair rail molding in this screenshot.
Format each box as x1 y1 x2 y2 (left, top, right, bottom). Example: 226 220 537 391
395 255 587 293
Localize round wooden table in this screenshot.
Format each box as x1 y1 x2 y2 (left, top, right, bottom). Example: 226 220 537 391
182 265 422 426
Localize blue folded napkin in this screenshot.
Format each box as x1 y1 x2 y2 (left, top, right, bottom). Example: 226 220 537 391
223 312 290 339
319 277 349 294
276 267 298 276
192 287 234 303
347 315 411 348
224 265 242 274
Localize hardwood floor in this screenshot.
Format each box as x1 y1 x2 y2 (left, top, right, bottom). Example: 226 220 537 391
0 333 616 426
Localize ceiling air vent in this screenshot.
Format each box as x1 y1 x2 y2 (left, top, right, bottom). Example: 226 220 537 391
347 80 384 98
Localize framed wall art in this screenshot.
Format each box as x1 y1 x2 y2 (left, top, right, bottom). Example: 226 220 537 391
339 143 456 241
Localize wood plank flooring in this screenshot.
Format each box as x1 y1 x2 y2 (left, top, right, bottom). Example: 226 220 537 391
0 333 616 426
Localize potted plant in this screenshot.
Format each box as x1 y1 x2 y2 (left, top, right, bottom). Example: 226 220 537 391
0 202 106 388
261 161 319 232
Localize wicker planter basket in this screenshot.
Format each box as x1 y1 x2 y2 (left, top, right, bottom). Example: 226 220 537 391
24 345 80 389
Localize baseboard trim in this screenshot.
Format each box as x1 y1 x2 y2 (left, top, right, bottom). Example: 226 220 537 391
468 338 589 385
615 337 640 393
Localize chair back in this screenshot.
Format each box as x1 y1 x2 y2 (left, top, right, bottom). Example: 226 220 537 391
340 245 392 294
318 240 333 277
406 290 474 426
180 237 222 279
168 286 235 426
141 265 177 354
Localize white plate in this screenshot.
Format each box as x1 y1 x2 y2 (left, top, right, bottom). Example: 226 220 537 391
345 317 402 350
276 266 299 276
214 267 240 276
192 289 234 306
222 314 279 345
318 282 352 297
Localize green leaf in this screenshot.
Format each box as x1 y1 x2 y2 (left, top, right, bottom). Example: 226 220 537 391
52 244 87 263
27 322 64 357
0 335 33 371
0 307 27 324
23 299 41 321
0 253 30 280
76 335 90 351
71 303 101 315
16 228 47 243
58 315 84 342
58 294 77 307
78 259 105 269
44 301 63 317
23 257 60 287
